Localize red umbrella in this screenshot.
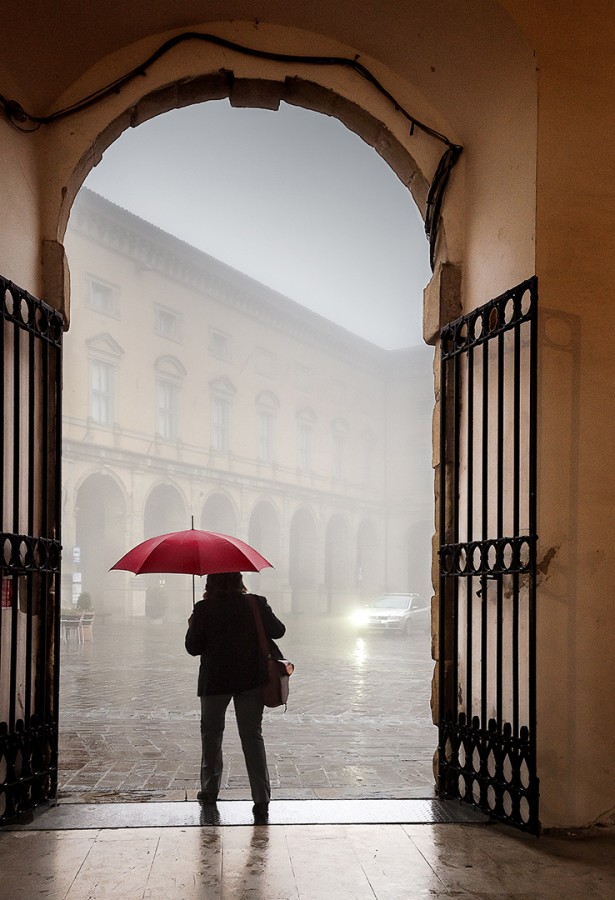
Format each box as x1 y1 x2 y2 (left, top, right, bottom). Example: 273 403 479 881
110 529 273 577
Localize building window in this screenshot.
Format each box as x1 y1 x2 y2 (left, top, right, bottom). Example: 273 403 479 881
154 355 186 441
298 423 312 472
333 433 344 480
332 418 350 481
154 306 182 341
90 359 114 425
156 379 179 441
362 431 377 485
297 407 317 472
258 411 275 463
87 277 118 316
255 391 279 463
209 329 231 361
212 397 231 453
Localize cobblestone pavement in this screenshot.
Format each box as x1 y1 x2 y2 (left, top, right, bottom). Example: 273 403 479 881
58 614 437 802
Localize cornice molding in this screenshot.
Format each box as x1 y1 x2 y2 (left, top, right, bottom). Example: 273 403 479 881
69 189 389 372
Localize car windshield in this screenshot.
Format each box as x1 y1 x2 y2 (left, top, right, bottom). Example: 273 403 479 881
370 595 412 609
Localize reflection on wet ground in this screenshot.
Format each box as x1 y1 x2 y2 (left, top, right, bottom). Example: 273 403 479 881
59 614 436 801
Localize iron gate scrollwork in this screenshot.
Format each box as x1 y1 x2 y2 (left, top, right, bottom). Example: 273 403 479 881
0 275 63 823
438 276 539 833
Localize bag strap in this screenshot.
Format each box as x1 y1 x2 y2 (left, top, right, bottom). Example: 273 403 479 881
247 595 270 659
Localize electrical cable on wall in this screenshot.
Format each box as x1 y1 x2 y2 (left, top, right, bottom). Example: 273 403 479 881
0 31 463 268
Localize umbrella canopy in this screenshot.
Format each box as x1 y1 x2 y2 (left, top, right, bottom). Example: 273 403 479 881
110 529 273 576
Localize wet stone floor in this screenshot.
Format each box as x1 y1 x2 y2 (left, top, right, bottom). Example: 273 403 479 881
58 614 437 802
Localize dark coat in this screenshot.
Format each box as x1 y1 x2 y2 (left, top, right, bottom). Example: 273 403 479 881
185 592 286 696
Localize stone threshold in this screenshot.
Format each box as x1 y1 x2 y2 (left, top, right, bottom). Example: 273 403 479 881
3 798 488 830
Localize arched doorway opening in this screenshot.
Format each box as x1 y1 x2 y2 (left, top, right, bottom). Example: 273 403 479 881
324 514 352 614
288 507 319 614
247 499 281 603
200 492 237 536
143 483 188 620
75 472 127 617
356 518 381 603
58 70 440 811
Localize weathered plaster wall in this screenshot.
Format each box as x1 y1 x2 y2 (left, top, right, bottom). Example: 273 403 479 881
0 116 41 290
501 0 615 828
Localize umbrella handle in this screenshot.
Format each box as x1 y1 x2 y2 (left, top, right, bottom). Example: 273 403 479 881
191 515 195 608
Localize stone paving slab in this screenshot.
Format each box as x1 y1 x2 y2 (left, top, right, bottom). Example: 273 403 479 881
3 800 488 830
59 615 437 801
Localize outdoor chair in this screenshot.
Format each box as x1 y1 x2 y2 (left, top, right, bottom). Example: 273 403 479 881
80 611 95 642
61 612 84 644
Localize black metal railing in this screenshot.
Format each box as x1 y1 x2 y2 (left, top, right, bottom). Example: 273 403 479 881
0 276 63 823
438 277 539 833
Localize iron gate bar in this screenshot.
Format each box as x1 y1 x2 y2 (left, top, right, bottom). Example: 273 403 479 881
452 345 461 726
512 313 521 737
465 342 474 724
0 276 63 823
480 330 489 732
528 280 538 775
496 327 504 729
438 276 539 833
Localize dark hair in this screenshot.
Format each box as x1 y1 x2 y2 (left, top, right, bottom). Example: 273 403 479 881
204 572 246 599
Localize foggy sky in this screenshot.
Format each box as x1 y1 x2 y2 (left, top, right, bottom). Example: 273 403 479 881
84 101 431 350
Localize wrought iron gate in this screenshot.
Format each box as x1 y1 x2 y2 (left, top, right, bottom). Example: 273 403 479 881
0 276 63 823
437 277 539 833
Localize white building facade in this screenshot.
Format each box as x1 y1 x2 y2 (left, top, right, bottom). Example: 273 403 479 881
62 189 433 621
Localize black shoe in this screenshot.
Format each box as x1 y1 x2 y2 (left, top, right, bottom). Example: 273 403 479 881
197 791 217 805
252 801 269 823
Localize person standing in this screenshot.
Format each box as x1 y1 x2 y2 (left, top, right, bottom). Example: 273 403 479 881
185 571 286 823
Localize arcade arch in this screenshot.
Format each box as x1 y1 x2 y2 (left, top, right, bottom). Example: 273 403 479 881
75 472 127 615
247 499 280 598
144 482 187 536
356 518 381 602
324 514 352 613
143 482 189 610
288 507 319 614
200 492 238 535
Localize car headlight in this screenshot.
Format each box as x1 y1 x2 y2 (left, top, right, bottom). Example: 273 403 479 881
350 608 370 626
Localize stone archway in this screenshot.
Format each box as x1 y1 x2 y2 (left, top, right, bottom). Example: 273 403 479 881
49 65 462 339
50 28 462 814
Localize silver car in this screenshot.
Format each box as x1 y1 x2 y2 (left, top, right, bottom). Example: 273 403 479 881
351 593 430 635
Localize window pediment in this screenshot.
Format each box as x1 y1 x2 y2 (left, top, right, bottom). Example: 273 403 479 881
155 355 186 379
256 390 280 410
86 332 124 359
332 417 350 434
210 375 237 396
297 406 317 424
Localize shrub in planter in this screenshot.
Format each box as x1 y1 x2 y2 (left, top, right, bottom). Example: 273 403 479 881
77 592 94 611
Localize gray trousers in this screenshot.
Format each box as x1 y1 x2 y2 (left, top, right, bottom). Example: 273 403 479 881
200 687 270 804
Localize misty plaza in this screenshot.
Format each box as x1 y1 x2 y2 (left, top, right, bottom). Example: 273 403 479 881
58 153 436 801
